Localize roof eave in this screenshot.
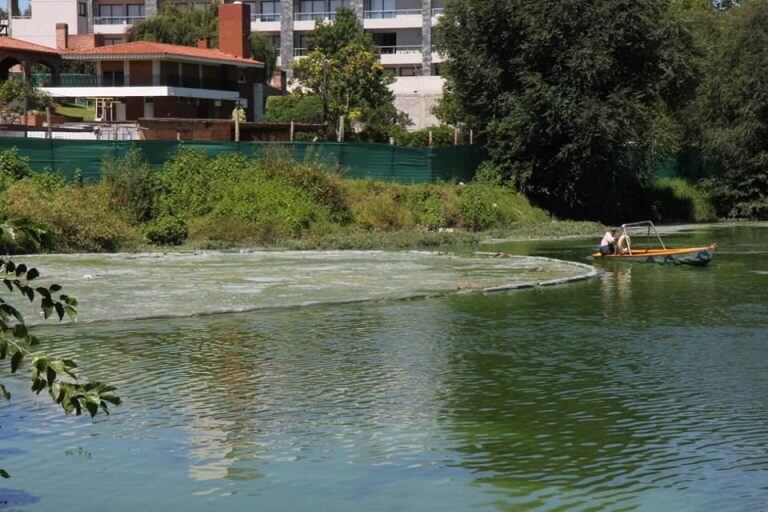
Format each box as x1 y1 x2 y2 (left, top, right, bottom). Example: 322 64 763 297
61 53 264 69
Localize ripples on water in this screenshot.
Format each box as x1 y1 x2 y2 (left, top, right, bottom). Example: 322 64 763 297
1 226 767 511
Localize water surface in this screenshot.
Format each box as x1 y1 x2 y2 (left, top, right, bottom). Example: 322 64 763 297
0 224 766 511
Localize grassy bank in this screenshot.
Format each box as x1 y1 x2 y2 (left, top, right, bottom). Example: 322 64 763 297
0 148 606 253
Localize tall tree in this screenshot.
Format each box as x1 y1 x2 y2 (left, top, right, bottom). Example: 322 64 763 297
292 8 407 139
699 0 768 218
130 3 218 46
437 0 699 220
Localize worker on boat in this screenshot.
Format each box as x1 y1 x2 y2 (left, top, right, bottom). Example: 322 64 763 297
599 228 618 255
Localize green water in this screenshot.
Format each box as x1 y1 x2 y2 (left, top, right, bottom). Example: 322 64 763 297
0 224 766 511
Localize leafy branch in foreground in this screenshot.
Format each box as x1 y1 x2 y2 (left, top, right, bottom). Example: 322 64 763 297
0 223 121 476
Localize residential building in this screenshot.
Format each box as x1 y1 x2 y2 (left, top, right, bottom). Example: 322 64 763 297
7 0 446 128
33 3 267 122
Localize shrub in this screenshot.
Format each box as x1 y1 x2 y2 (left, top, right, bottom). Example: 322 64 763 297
648 178 715 222
2 180 139 252
260 151 349 220
209 175 333 241
264 94 325 124
0 147 33 180
102 148 162 222
388 125 456 147
458 185 498 231
143 215 188 246
158 150 246 218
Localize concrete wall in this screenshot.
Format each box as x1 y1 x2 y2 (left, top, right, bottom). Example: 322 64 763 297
10 0 82 47
390 75 443 130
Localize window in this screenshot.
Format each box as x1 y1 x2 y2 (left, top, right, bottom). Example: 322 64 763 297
298 0 324 19
103 37 123 46
372 32 396 53
329 0 349 14
127 4 144 19
98 4 125 23
267 35 281 48
102 70 125 86
260 0 279 21
366 0 394 18
78 2 87 16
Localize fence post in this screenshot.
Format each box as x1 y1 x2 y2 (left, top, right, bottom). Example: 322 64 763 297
454 127 458 146
337 115 345 143
290 120 294 142
428 130 433 148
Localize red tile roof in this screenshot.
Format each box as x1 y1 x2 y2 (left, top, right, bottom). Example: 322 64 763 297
63 41 263 67
0 36 61 56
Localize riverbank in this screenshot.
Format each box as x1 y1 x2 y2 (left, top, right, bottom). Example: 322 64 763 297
0 148 606 253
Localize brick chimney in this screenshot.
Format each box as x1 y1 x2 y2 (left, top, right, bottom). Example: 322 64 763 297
218 2 251 59
56 23 68 50
197 37 210 49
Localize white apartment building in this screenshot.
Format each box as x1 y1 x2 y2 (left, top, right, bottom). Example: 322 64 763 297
7 0 446 127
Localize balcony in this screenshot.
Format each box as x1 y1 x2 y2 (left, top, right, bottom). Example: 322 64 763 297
94 15 145 25
431 7 444 17
251 13 280 22
364 9 421 29
293 48 308 57
250 12 281 31
41 73 239 90
378 45 422 65
93 16 145 34
294 11 337 21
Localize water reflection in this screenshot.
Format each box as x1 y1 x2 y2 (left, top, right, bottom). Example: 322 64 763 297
0 225 766 511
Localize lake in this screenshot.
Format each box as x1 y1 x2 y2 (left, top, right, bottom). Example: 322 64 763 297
0 223 766 511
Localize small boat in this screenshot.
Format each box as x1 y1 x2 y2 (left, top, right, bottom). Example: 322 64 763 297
592 221 717 266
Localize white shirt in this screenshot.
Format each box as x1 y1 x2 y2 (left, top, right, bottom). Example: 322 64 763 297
600 232 615 247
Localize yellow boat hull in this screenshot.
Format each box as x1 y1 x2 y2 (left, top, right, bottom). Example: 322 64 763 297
592 245 717 266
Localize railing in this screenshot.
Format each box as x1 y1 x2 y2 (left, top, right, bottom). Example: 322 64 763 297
431 7 444 16
93 16 145 25
251 13 280 22
43 74 239 90
377 45 421 55
293 48 308 57
364 9 421 18
294 11 336 21
11 14 32 19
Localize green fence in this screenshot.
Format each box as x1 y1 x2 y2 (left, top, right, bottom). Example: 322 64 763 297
0 137 487 184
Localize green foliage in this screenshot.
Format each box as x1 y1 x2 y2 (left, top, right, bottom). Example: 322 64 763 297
102 148 162 223
437 0 699 221
143 215 188 246
0 223 121 476
292 8 407 139
0 147 33 181
648 177 715 222
0 80 51 113
387 125 456 148
698 0 768 219
251 31 277 78
2 180 140 252
130 2 218 45
264 94 325 124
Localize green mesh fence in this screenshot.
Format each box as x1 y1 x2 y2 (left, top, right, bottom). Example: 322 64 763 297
0 137 488 184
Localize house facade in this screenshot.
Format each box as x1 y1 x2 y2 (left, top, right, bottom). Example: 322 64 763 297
35 3 266 122
8 0 444 128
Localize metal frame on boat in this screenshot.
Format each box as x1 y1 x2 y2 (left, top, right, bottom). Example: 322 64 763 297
592 221 717 266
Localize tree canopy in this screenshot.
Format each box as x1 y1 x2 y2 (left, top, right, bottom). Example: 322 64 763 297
698 0 768 218
437 0 701 220
292 8 408 139
130 2 219 46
